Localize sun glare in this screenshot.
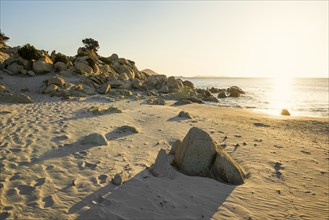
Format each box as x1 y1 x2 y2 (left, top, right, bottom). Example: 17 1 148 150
267 77 294 115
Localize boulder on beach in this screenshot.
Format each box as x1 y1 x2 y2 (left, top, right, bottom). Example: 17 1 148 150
227 86 245 98
209 148 245 185
81 133 108 146
178 111 192 119
217 91 227 98
174 127 217 176
174 127 245 185
281 109 291 116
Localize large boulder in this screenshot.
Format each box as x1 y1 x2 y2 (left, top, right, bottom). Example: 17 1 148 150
209 150 245 185
4 56 32 70
33 60 53 74
6 62 24 74
174 127 245 185
281 109 291 116
131 78 142 89
227 86 245 98
174 127 217 176
74 61 93 74
39 56 53 65
217 91 227 98
145 75 167 89
54 62 67 72
166 76 183 92
183 80 195 90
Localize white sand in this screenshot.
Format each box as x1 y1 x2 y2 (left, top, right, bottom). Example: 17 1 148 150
0 76 328 219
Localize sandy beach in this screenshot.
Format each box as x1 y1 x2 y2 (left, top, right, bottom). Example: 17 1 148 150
0 79 328 219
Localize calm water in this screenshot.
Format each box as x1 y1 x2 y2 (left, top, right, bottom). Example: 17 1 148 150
179 77 329 118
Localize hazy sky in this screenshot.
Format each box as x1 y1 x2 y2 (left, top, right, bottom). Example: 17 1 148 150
1 1 328 77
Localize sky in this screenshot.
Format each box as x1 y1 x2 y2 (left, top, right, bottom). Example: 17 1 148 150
0 0 328 77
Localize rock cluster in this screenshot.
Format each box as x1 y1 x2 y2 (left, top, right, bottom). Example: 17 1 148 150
1 43 246 104
173 127 245 185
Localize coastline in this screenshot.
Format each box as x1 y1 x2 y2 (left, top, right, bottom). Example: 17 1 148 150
1 95 328 219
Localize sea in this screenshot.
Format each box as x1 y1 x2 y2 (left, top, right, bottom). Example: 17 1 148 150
179 77 329 118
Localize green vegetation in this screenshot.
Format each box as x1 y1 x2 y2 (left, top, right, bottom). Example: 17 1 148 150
82 38 99 52
54 53 69 64
18 44 42 61
0 32 9 44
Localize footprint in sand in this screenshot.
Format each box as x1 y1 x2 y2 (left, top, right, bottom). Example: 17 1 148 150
274 162 284 179
79 161 98 170
9 173 23 181
8 148 22 153
0 211 11 220
34 178 46 187
17 185 36 196
74 151 89 159
42 195 55 208
98 175 108 184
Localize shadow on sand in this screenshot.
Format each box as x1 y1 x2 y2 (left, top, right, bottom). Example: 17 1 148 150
71 168 236 220
30 140 104 165
166 116 191 122
105 128 137 140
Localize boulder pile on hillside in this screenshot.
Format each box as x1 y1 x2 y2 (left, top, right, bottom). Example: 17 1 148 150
0 41 246 103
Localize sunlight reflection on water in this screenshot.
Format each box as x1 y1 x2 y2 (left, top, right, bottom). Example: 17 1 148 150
265 77 294 116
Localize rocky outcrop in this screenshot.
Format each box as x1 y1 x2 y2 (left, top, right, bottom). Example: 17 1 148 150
145 75 167 89
174 127 245 185
1 42 247 104
166 76 183 92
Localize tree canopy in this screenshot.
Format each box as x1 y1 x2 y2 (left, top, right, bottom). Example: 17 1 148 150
82 38 99 52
